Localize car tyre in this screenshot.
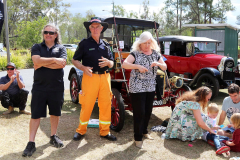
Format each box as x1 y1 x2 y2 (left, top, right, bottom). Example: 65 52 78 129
110 88 125 132
196 73 219 100
70 73 81 104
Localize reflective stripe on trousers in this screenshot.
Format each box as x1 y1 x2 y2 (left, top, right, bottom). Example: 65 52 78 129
76 72 112 136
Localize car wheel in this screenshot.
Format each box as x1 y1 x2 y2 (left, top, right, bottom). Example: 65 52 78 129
70 73 81 104
196 73 219 100
174 84 191 98
110 88 125 132
172 84 191 110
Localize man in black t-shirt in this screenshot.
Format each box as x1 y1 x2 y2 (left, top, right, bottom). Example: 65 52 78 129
22 24 67 157
72 17 116 141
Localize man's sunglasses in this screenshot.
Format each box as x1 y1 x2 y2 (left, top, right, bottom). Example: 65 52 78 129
43 31 56 35
7 68 14 70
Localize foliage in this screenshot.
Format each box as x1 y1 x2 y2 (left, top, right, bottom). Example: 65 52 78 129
60 13 87 44
85 10 96 20
0 56 7 71
0 48 74 70
15 17 48 49
1 0 71 48
140 0 151 20
0 0 237 51
113 5 126 17
66 49 75 65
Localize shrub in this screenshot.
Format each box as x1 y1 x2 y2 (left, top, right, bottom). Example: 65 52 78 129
10 53 26 69
25 53 34 68
0 49 74 71
67 49 75 65
0 57 8 70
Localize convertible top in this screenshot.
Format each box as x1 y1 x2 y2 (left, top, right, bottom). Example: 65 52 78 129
103 17 159 29
158 35 221 43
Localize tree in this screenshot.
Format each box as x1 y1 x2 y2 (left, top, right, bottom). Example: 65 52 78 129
15 17 48 48
214 0 235 23
140 0 150 20
3 0 71 48
113 5 125 17
59 13 87 44
85 10 95 20
47 0 71 26
128 10 138 19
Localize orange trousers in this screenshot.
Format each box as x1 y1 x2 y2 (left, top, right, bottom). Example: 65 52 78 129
76 72 112 136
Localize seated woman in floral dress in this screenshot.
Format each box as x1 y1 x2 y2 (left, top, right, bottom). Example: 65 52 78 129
165 86 215 141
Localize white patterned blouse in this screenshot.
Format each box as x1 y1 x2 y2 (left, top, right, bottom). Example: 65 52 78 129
129 50 161 93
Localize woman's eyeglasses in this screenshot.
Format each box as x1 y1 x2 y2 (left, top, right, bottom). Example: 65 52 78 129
44 31 56 35
7 68 14 70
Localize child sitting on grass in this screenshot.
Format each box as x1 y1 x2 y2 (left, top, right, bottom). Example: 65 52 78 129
202 103 230 155
223 113 240 152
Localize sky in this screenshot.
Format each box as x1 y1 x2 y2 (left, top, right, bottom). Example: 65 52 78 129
65 0 240 28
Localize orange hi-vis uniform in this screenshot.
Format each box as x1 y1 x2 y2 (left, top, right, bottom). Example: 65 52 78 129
76 72 112 136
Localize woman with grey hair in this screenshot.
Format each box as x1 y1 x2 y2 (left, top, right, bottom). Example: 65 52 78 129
122 31 167 149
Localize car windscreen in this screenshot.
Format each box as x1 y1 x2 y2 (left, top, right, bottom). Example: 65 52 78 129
194 42 216 53
103 24 156 52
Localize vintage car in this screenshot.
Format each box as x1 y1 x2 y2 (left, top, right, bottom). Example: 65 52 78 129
68 18 191 132
158 35 239 99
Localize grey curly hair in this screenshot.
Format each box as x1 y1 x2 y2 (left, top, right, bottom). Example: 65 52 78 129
42 24 62 44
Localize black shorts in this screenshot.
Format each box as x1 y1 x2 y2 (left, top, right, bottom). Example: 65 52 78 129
31 90 64 119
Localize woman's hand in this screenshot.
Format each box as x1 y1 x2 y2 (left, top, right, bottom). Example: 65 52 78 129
138 65 148 73
212 126 221 130
227 124 234 128
150 62 159 67
208 129 216 135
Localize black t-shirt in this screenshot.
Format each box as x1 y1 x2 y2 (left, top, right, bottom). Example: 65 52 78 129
31 41 67 92
73 37 114 72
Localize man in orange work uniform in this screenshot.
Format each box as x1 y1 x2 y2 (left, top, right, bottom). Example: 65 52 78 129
72 17 116 141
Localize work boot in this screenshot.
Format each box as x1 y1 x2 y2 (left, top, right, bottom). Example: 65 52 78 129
100 133 117 141
3 106 14 115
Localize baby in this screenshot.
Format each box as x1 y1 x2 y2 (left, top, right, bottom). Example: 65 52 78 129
202 103 230 155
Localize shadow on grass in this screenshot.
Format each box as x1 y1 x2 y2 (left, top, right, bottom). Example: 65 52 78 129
211 90 229 105
0 110 22 119
0 98 175 159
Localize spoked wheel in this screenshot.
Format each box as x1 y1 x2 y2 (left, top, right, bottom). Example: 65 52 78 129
110 88 125 132
196 73 219 100
174 84 191 98
70 73 81 104
172 84 191 110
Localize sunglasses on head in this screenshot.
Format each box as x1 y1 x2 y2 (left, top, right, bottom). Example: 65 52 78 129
7 68 14 70
43 31 56 35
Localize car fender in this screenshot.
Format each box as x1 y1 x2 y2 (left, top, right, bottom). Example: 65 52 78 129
68 67 83 83
189 67 221 87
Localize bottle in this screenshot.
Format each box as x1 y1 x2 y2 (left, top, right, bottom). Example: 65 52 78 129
161 133 166 139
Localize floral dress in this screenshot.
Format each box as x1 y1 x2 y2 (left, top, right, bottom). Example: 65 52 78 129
165 101 203 141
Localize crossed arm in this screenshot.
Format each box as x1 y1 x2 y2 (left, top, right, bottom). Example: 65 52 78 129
32 55 66 70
